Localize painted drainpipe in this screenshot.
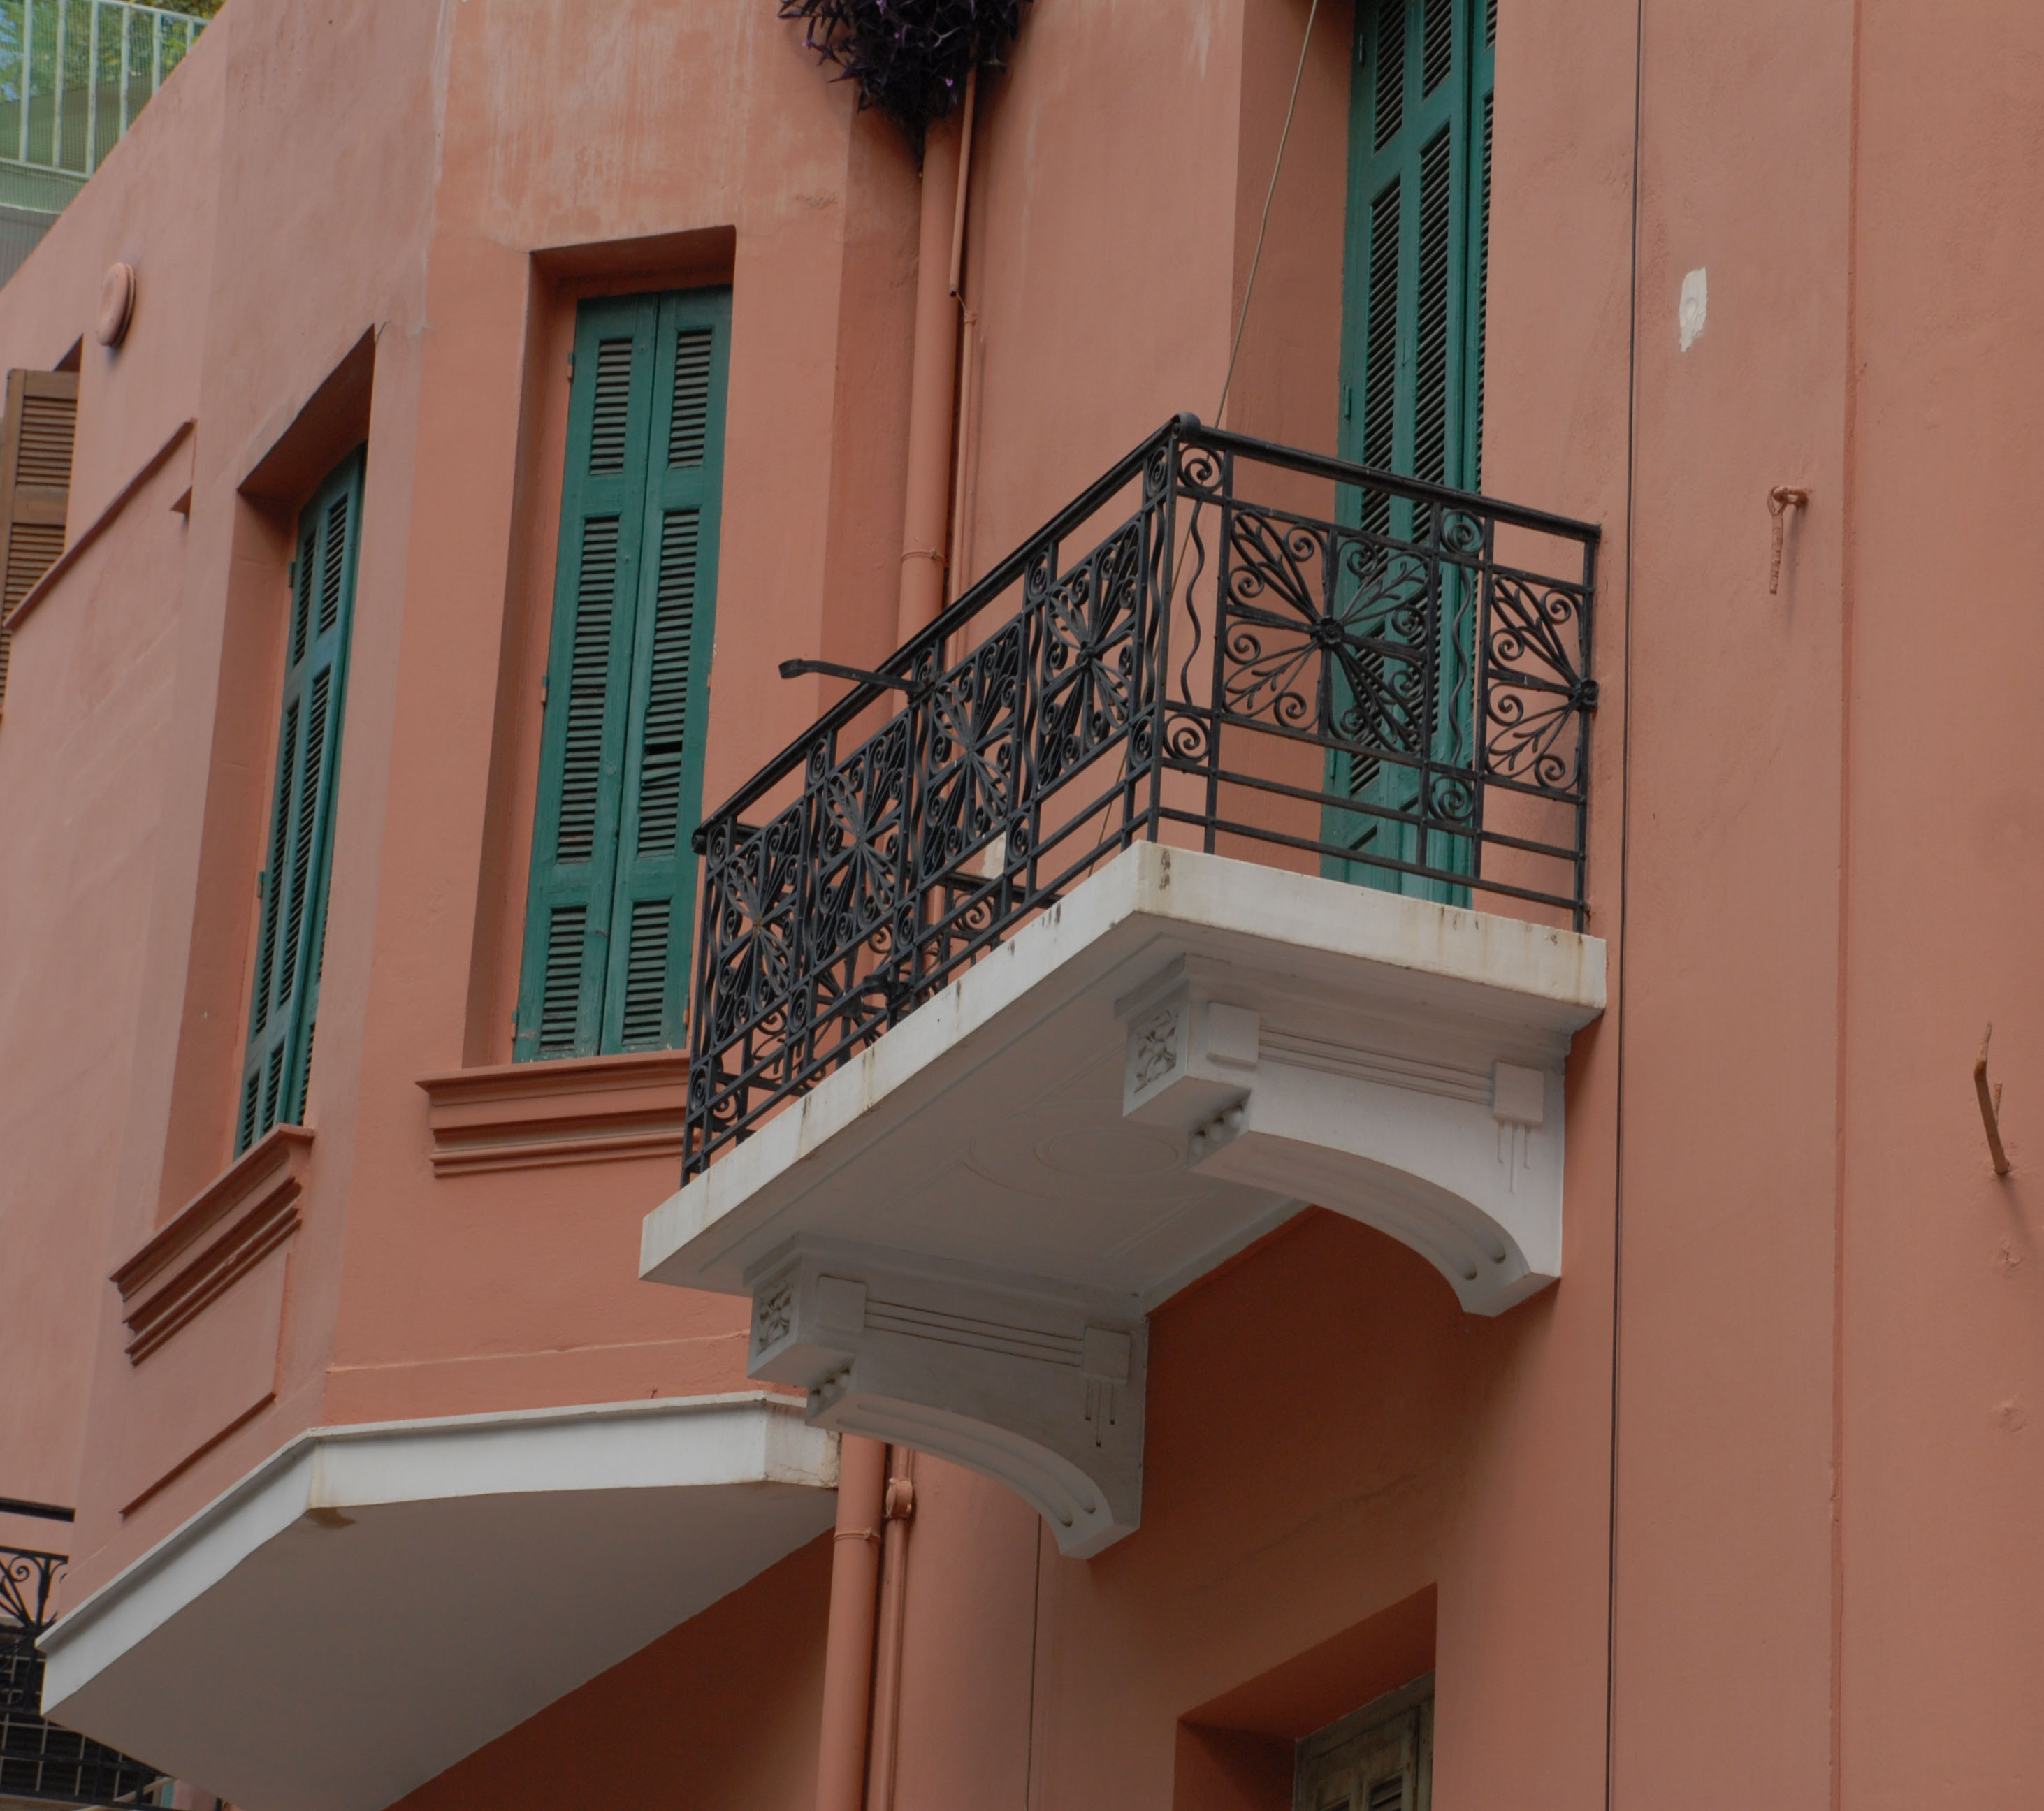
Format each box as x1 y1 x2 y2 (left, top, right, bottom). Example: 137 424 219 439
895 114 965 643
813 1436 887 1811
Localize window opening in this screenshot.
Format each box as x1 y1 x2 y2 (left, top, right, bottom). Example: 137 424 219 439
514 288 731 1062
1326 0 1493 904
236 449 364 1151
1293 1675 1433 1811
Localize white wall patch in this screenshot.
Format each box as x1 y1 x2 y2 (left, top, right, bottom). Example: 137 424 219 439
1679 268 1708 351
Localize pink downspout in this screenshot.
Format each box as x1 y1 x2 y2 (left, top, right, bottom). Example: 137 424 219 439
945 70 981 607
895 115 965 644
813 1436 887 1811
864 1450 917 1811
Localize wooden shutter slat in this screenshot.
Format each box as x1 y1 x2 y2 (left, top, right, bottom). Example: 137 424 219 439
512 298 658 1061
1292 1678 1433 1811
0 367 75 715
602 288 731 1054
515 288 731 1061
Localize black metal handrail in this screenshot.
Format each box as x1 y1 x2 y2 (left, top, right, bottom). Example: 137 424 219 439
684 416 1599 1177
3 1539 166 1810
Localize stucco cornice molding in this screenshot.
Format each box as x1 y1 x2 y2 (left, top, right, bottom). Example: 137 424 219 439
416 1051 693 1174
111 1124 312 1365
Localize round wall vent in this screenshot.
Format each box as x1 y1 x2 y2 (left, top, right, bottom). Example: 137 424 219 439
96 262 136 349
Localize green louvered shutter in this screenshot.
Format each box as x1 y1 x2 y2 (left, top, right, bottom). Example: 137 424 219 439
1328 0 1493 902
237 451 365 1152
516 289 730 1061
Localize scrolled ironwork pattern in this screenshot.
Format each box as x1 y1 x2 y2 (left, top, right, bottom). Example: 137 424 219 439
685 417 1597 1176
2 1541 166 1809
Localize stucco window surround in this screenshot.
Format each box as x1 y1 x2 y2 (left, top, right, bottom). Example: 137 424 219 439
151 330 377 1219
449 231 740 1166
644 845 1605 1557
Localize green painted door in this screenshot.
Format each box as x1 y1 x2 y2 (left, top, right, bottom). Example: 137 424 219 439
238 449 365 1151
1326 0 1493 901
515 288 731 1061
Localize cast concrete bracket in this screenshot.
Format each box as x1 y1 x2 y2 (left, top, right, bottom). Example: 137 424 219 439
644 844 1604 1558
746 1246 1144 1558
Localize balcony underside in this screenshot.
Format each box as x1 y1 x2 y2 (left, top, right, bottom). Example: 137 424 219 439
642 844 1604 1555
38 1396 836 1811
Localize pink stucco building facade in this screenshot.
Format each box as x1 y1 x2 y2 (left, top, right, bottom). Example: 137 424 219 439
0 1 2038 1808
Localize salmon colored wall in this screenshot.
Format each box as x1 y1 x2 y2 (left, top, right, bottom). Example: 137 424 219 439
1839 1 2044 1800
960 0 1243 571
394 1531 835 1811
17 0 2044 1802
25 0 929 1603
1220 0 1351 455
862 1202 1611 1810
0 442 194 1509
1607 0 1850 1795
0 14 227 1516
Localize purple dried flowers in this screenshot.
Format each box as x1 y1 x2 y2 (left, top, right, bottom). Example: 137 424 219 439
778 0 1029 150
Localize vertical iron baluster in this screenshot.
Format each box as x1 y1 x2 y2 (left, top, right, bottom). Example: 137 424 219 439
798 729 823 1093
1419 497 1442 881
1468 516 1493 892
1574 533 1597 930
1201 449 1232 854
1141 432 1173 848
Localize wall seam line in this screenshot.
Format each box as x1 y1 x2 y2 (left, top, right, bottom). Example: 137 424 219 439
1605 0 1648 1798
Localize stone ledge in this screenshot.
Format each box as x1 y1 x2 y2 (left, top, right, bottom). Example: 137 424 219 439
416 1051 691 1176
113 1126 312 1365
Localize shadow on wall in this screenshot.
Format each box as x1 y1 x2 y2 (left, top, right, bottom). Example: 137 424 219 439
1174 1585 1437 1811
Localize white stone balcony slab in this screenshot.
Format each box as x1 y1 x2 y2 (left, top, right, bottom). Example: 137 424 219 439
642 844 1603 1557
38 1395 836 1811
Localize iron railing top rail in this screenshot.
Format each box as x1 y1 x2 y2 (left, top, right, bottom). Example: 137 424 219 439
681 415 1600 1176
696 415 1599 840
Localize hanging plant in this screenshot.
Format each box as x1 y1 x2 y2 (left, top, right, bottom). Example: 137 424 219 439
778 0 1029 151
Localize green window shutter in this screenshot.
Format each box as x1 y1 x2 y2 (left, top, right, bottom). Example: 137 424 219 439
1327 0 1492 903
237 450 365 1153
516 288 730 1062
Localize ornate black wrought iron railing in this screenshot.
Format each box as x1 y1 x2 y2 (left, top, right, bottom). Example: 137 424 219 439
3 1515 166 1810
684 416 1598 1176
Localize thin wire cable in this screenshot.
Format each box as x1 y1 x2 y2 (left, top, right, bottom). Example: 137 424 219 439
1215 0 1323 426
1027 0 1325 880
1066 0 1328 868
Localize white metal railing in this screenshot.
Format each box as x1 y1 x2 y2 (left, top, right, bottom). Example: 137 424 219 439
0 0 203 188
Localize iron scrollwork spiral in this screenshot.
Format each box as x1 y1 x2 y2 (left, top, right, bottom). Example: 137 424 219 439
683 416 1597 1175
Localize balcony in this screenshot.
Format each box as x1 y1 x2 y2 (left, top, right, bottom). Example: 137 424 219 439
2 1513 163 1811
36 1399 836 1811
642 418 1606 1555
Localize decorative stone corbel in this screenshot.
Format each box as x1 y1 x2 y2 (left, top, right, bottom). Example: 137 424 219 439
745 1247 1145 1558
1117 967 1565 1315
